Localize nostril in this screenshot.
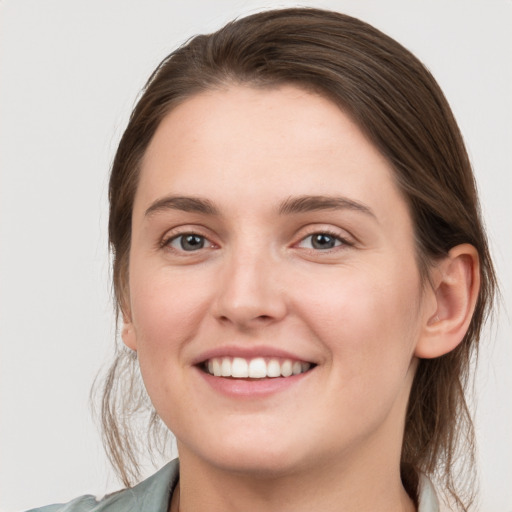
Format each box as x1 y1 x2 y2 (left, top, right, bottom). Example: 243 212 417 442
213 291 288 327
218 314 273 324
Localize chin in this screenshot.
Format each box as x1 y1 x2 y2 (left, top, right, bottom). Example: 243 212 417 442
179 433 311 479
214 451 306 478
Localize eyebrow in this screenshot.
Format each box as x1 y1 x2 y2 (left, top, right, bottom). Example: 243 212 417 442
145 196 220 217
144 194 375 219
278 195 376 218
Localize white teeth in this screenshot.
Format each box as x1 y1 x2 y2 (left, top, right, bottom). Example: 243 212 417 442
212 358 222 377
267 359 281 377
221 358 231 377
280 360 293 377
231 357 249 378
248 357 267 378
205 357 313 379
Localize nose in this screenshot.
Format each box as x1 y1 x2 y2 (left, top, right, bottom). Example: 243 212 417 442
212 250 288 330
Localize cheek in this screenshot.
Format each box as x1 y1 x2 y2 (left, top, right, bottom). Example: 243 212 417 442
129 268 212 356
296 262 422 369
127 270 210 421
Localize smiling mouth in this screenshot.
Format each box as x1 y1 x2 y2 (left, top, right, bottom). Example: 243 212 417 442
200 357 314 379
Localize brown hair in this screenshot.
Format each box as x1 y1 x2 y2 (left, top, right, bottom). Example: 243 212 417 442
100 8 496 510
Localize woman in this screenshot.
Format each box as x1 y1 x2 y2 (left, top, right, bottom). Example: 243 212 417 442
28 7 496 512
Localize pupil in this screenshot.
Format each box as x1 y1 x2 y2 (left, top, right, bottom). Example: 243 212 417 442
312 234 335 249
181 235 204 251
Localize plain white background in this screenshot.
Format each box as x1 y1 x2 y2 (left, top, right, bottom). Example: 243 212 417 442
0 1 510 511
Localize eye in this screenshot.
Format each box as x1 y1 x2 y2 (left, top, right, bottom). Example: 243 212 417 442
167 233 210 251
298 232 344 250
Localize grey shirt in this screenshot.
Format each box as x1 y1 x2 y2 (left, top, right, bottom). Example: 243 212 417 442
27 459 440 512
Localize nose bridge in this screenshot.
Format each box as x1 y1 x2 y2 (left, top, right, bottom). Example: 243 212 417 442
214 240 286 326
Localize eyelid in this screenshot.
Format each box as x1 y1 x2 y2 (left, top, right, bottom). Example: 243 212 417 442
297 233 343 250
293 226 355 249
159 225 218 251
157 224 355 253
168 234 212 251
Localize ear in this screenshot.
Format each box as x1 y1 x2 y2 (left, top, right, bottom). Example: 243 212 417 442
118 272 138 351
121 308 138 351
415 244 480 359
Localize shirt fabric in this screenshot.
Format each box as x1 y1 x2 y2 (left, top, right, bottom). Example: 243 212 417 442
27 458 440 512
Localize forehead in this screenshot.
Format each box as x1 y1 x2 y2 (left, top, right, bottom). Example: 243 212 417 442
135 84 408 223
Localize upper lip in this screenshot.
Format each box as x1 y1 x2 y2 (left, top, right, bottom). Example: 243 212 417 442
191 345 316 366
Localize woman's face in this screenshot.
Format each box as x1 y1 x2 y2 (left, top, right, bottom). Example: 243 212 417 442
123 85 433 477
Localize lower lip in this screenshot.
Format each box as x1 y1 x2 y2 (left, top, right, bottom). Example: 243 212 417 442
196 367 312 398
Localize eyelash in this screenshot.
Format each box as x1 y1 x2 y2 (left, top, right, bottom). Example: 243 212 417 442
161 231 215 252
161 228 352 254
296 229 352 252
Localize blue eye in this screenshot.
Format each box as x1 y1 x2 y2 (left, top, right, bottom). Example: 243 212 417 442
169 234 207 251
299 233 343 250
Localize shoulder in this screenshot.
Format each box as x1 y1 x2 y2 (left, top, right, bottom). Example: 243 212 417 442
26 459 179 512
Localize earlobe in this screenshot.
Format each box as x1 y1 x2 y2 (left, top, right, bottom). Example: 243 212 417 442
121 312 138 351
119 283 137 350
415 244 480 359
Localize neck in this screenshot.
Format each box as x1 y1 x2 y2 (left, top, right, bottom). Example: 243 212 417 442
172 446 415 512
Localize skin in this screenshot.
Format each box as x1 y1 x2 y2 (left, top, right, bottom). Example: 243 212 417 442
122 85 479 512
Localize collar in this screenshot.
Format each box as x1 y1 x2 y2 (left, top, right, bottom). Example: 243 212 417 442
417 472 441 512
